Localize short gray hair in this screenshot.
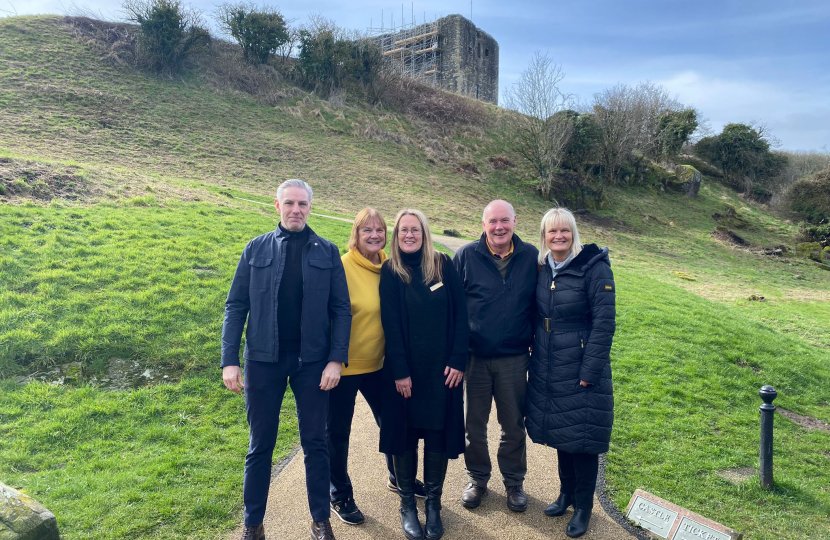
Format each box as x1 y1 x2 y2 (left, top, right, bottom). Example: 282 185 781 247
482 200 515 222
538 207 583 264
277 179 313 202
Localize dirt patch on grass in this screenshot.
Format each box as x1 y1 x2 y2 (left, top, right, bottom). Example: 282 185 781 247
711 226 750 247
715 466 755 484
736 359 760 372
778 407 830 433
0 158 94 202
580 212 633 233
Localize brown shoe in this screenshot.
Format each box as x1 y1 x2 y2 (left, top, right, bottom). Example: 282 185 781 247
241 523 265 540
460 482 487 509
310 519 336 540
506 485 528 512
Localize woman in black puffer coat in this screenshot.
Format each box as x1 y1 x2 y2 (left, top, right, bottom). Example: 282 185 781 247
527 208 615 539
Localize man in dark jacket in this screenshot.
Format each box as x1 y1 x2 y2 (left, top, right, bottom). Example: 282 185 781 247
452 200 539 512
221 179 351 540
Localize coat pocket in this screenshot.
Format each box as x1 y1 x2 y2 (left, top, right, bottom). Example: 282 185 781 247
248 257 273 289
306 258 332 289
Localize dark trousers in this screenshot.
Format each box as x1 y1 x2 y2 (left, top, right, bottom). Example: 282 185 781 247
557 449 599 510
327 369 395 501
463 352 528 487
243 353 330 525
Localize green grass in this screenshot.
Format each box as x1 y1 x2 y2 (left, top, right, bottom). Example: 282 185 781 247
608 270 830 539
0 377 296 539
0 202 351 378
1 14 829 540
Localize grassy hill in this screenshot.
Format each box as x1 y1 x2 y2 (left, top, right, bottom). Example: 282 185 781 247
1 15 829 540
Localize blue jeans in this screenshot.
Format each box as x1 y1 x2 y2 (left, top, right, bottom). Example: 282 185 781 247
243 353 330 525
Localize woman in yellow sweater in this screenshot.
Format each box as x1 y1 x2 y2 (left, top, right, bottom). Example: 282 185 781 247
327 208 423 526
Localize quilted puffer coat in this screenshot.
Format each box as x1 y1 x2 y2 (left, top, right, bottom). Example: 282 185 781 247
526 243 616 454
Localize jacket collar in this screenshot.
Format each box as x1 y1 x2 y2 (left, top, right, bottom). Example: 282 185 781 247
546 244 608 277
474 232 528 258
275 223 318 241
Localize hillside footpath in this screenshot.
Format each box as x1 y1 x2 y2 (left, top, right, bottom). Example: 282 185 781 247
228 395 632 540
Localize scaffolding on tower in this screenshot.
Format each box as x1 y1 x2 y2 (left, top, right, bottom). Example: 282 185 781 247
367 20 440 86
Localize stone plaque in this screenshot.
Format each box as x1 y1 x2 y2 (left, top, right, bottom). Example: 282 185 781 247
672 517 732 540
626 495 679 538
625 489 743 540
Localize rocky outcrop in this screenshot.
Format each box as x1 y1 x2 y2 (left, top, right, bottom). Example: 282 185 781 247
0 482 59 540
674 164 702 197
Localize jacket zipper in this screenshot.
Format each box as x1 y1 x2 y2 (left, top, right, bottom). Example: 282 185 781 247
544 270 555 445
298 239 310 368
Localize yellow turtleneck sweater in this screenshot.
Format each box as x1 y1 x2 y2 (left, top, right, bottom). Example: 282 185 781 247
341 248 387 375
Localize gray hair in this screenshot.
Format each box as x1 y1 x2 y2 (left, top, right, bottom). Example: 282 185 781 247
276 179 313 202
538 207 583 264
482 200 515 222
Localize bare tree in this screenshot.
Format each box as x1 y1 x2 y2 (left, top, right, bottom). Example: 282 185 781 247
502 51 573 200
592 81 684 183
275 23 300 61
592 83 640 184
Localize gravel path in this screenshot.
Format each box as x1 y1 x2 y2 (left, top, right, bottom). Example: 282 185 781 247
227 395 632 540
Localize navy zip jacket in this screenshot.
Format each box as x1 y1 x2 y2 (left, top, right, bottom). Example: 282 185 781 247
452 233 539 357
220 224 351 368
526 244 615 454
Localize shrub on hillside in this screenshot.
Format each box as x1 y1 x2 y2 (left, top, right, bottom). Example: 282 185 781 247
785 167 830 224
123 0 210 75
657 108 698 160
559 110 602 176
215 2 288 65
295 18 383 98
796 222 830 248
767 149 830 199
694 123 786 193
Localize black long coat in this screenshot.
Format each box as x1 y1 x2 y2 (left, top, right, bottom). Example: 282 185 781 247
526 244 616 454
378 253 469 458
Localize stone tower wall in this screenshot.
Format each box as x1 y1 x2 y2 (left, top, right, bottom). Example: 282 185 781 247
437 15 499 104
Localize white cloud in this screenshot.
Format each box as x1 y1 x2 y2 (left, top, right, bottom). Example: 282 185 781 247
658 71 829 150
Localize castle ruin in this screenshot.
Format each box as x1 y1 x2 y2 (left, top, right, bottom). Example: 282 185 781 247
370 14 499 105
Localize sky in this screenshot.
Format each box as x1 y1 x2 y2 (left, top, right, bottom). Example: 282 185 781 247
6 0 830 151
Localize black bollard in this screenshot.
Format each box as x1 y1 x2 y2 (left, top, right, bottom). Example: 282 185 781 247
759 385 777 489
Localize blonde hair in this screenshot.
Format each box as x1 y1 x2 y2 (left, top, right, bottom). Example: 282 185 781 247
388 208 443 285
348 208 387 254
538 207 583 264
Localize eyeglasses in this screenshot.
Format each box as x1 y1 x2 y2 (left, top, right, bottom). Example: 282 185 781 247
398 227 422 236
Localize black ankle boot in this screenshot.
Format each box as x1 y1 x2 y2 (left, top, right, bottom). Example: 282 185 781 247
566 507 592 538
423 452 448 540
544 492 575 517
393 452 424 540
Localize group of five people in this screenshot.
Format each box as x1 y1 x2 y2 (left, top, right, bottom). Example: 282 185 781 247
221 179 616 540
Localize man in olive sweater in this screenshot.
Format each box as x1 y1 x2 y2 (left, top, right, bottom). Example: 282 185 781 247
221 179 351 540
452 200 539 512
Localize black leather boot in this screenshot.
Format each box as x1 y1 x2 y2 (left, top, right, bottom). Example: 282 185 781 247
566 507 592 538
393 452 424 540
544 492 575 517
423 452 448 540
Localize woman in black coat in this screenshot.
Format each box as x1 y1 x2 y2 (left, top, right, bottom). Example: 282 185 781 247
526 208 616 539
379 208 469 540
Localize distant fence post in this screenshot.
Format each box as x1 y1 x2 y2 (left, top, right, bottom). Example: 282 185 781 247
759 385 777 489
